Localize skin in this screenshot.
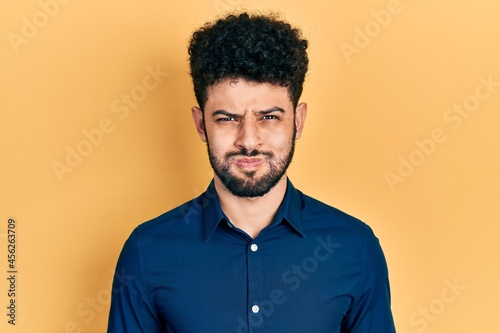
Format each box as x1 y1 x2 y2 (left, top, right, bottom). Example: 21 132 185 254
191 78 307 238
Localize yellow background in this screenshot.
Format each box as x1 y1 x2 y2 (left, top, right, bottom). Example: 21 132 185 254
1 0 499 332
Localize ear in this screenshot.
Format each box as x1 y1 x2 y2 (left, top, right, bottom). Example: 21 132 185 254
191 106 207 142
294 102 307 140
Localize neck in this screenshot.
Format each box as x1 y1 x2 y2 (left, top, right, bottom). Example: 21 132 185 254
214 175 288 239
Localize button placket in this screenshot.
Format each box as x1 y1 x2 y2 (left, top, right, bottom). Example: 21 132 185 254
247 241 264 330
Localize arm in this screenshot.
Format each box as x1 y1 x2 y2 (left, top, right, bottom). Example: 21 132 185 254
341 233 396 333
107 229 163 333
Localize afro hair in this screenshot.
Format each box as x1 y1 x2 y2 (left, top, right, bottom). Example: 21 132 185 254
188 12 309 111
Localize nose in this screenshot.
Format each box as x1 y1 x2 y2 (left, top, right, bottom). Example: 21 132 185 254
234 120 261 151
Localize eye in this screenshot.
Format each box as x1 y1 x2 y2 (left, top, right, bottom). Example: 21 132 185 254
263 115 279 120
216 117 235 122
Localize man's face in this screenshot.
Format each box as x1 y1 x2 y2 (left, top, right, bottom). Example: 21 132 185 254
192 78 307 198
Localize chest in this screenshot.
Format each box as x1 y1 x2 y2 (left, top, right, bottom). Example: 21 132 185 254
144 234 363 332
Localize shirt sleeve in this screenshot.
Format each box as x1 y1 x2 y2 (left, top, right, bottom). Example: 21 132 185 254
341 232 396 333
107 228 162 333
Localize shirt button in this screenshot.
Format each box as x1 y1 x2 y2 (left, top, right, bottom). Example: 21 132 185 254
251 305 260 313
250 244 258 252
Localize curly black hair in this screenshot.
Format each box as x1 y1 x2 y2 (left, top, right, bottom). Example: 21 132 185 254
188 12 309 111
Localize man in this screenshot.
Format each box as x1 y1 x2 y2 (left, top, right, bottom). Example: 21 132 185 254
108 12 396 332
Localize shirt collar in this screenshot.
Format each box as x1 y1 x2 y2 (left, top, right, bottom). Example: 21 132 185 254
201 180 227 241
202 178 306 241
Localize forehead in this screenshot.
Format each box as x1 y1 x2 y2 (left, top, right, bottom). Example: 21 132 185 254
205 78 292 111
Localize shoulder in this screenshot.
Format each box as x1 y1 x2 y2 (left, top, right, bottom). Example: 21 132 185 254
131 195 204 240
297 190 390 277
294 190 391 295
297 191 373 235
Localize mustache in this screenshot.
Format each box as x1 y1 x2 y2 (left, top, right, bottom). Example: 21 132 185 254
225 148 274 158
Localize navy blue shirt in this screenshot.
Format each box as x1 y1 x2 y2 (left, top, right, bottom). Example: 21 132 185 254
107 179 395 332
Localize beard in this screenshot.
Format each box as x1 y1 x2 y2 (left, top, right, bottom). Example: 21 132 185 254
206 127 296 198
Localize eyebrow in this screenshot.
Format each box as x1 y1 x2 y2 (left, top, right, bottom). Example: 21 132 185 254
258 106 286 115
212 109 239 118
212 106 286 118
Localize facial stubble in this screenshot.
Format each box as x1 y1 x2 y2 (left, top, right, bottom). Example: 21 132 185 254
205 120 297 198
